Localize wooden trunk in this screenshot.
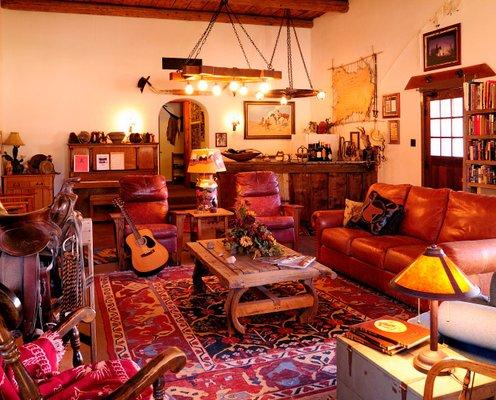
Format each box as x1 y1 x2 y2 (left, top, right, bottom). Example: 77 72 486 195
218 161 377 223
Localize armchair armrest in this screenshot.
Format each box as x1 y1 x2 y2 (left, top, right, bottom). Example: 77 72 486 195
282 204 303 251
104 347 186 400
54 307 95 338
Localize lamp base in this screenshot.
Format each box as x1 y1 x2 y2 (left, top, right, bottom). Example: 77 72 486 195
413 349 450 373
195 176 218 213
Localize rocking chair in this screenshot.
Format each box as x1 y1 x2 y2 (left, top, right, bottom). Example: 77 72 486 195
0 283 186 400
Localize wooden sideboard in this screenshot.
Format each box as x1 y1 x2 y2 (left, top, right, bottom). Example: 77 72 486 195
2 174 55 210
218 161 377 224
68 143 159 218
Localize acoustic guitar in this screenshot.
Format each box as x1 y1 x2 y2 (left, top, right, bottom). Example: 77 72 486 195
113 197 169 275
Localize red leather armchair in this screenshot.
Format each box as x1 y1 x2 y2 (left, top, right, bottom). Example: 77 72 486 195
112 175 178 270
234 171 302 250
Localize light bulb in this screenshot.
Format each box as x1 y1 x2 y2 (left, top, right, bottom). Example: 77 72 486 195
229 80 240 92
259 81 271 93
239 85 248 96
198 80 208 91
255 91 264 100
317 90 326 100
280 96 288 105
212 83 222 96
185 83 194 95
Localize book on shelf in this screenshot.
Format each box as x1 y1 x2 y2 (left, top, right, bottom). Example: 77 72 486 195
465 80 496 110
345 315 429 355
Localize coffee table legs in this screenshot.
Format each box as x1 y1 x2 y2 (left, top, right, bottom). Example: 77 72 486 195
192 259 208 293
299 279 319 323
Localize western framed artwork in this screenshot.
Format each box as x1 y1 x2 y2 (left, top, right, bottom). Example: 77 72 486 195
382 93 400 118
423 23 461 71
389 120 400 144
244 101 295 139
215 132 227 147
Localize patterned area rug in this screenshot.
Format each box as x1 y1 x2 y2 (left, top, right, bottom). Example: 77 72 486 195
96 266 413 399
85 248 118 265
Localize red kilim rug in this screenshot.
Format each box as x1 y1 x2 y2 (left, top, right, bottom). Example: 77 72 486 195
96 266 413 400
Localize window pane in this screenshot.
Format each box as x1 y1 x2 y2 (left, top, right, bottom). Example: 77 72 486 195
430 100 440 118
441 138 452 156
441 118 452 137
452 138 463 157
440 99 451 117
452 97 463 117
430 119 441 137
431 138 441 156
452 118 463 137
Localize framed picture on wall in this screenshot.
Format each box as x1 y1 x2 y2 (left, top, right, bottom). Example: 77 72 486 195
389 120 400 144
215 132 228 147
74 155 89 172
350 131 361 149
423 23 461 71
244 101 295 139
382 93 400 118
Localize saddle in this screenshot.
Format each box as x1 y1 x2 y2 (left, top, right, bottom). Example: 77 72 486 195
0 207 61 338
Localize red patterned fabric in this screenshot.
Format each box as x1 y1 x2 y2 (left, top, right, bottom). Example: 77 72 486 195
0 333 152 400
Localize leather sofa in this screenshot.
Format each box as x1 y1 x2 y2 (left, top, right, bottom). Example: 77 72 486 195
312 183 496 306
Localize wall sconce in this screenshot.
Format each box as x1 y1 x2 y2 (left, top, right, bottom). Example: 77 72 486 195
232 120 240 132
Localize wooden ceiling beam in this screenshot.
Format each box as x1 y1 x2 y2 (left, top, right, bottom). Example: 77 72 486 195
228 0 349 13
1 0 315 27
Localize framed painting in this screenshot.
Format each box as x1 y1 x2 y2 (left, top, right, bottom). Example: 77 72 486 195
215 132 227 147
382 93 400 118
244 101 295 139
389 120 400 144
350 131 360 149
423 23 461 71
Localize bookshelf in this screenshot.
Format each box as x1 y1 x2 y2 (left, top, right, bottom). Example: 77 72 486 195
464 80 496 194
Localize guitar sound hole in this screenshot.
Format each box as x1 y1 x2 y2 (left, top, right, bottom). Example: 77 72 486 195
142 235 155 248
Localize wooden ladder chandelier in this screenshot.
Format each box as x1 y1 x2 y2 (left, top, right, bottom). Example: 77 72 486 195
169 0 281 97
264 9 326 104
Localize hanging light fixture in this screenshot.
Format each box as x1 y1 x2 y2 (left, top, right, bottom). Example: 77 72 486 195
184 83 194 95
168 0 281 96
212 83 222 96
255 91 264 100
265 9 326 102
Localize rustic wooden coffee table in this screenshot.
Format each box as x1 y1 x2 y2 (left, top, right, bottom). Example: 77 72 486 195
187 239 335 335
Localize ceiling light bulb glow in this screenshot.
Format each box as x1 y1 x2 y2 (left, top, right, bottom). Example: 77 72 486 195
212 83 222 96
239 85 248 96
280 96 288 105
198 80 208 91
229 80 240 92
317 90 326 100
185 83 194 95
255 91 264 100
259 81 270 93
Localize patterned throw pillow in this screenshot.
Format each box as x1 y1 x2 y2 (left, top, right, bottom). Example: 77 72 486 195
347 191 405 235
343 199 363 226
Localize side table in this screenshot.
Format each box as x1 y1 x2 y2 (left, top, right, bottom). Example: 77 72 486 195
337 336 496 400
172 208 234 265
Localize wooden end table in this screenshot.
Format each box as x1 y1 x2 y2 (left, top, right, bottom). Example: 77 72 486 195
187 239 335 335
337 336 496 399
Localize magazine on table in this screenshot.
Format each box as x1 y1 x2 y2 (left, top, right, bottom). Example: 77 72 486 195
261 254 316 269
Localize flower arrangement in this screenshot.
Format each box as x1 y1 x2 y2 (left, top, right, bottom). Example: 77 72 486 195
224 202 283 258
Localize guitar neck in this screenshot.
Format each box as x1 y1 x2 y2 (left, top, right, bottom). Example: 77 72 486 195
119 205 142 242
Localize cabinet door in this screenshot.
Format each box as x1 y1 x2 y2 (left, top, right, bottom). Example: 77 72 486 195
310 173 329 217
137 146 156 170
290 173 310 220
346 173 364 201
329 173 347 209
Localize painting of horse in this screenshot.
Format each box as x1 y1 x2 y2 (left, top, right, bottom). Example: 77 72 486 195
244 101 295 139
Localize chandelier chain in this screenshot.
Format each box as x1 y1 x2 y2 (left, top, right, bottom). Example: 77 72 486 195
227 10 252 68
268 17 284 70
292 22 313 89
227 4 272 69
286 10 293 89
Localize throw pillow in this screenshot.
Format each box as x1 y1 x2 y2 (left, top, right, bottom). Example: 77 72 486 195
343 199 363 226
347 191 405 235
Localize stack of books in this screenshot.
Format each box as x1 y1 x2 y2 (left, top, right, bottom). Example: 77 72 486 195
345 316 430 355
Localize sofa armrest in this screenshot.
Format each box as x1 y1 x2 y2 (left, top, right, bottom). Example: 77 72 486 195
440 239 496 276
311 209 344 260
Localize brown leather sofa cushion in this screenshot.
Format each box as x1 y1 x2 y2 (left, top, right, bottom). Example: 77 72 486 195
365 183 412 206
350 235 426 268
383 244 427 274
399 186 450 243
321 227 372 255
439 239 496 275
438 191 496 242
235 171 282 217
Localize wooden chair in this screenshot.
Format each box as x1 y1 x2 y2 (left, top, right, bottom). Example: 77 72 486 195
424 359 496 400
0 283 186 400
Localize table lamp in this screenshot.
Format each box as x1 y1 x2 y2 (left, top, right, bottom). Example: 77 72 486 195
187 148 226 212
3 132 25 174
390 245 480 372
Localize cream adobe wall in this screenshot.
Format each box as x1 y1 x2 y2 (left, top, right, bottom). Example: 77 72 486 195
311 0 495 185
0 10 313 190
